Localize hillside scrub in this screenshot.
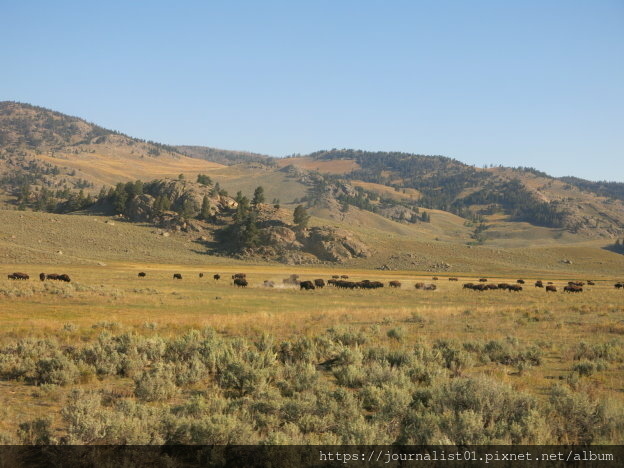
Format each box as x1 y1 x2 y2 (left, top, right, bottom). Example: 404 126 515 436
0 326 622 445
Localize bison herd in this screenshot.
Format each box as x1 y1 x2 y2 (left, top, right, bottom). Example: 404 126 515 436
7 272 70 282
5 271 624 295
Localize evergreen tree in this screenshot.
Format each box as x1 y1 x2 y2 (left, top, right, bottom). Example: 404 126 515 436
197 174 212 186
252 186 265 207
293 205 310 229
199 195 211 220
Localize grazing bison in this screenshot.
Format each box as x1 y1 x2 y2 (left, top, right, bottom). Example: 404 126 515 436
517 279 525 284
564 285 583 293
614 282 623 289
313 279 325 288
39 272 46 281
507 285 522 292
546 285 557 292
173 273 182 280
587 280 595 286
331 275 340 279
497 283 510 290
448 277 458 281
58 274 71 283
463 283 475 290
8 272 29 280
213 274 221 280
432 276 439 281
414 282 425 289
340 275 349 279
138 272 146 277
479 278 488 282
46 273 60 280
233 278 248 287
535 280 543 288
199 273 204 278
568 281 584 287
232 273 246 280
389 280 401 288
300 280 315 290
486 284 499 290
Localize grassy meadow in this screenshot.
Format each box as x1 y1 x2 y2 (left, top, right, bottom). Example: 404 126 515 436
0 262 623 444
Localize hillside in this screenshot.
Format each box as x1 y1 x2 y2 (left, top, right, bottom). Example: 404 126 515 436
1 102 623 268
0 102 224 201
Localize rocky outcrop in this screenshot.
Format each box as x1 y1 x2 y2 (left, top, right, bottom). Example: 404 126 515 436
301 226 370 262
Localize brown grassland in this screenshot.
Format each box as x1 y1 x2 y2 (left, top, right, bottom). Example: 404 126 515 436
0 261 623 444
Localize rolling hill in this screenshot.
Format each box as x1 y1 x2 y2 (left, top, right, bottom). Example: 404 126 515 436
1 101 623 274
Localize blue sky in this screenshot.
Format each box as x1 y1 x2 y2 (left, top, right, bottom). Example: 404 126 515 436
1 0 622 181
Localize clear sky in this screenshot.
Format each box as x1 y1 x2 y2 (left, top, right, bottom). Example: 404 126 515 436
1 0 622 181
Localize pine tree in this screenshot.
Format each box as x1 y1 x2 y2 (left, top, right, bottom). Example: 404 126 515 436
199 195 211 220
293 205 310 229
252 186 265 207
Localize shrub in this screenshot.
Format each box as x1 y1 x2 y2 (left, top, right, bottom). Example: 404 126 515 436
134 363 179 402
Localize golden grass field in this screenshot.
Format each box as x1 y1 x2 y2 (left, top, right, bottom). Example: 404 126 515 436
1 261 623 441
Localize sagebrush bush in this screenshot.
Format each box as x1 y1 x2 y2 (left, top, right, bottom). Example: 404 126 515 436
134 363 179 402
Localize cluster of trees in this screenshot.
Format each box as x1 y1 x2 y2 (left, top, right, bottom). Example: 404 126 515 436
559 177 624 203
457 179 568 228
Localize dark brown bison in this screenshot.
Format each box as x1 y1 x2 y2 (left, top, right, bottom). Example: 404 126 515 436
564 285 583 293
314 279 325 288
448 277 458 281
507 285 522 292
463 283 475 290
498 283 510 290
432 276 439 281
39 272 46 281
389 280 401 288
331 275 339 279
486 284 499 290
232 273 246 280
546 285 557 292
58 274 71 283
423 284 437 291
568 281 584 287
615 283 623 289
46 273 60 280
517 279 525 284
414 282 425 289
587 280 595 286
479 278 488 282
8 272 29 280
340 275 349 279
138 272 146 277
535 280 543 288
233 278 248 287
300 280 315 290
173 273 182 280
335 280 356 289
199 273 204 278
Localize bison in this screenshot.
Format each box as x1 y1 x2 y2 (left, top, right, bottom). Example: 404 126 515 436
8 272 29 280
388 280 401 288
58 274 71 283
46 273 60 280
232 273 246 280
587 280 595 286
340 275 349 279
423 284 437 291
546 285 557 292
507 285 522 292
213 274 221 280
463 283 475 290
300 280 315 290
478 278 488 282
263 280 275 288
414 282 425 289
517 279 525 284
535 280 543 288
432 276 439 281
138 272 146 277
313 279 325 288
331 275 340 279
564 285 583 293
199 273 204 278
233 278 248 287
498 283 510 290
173 273 182 280
448 277 458 281
39 272 46 281
615 283 623 289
